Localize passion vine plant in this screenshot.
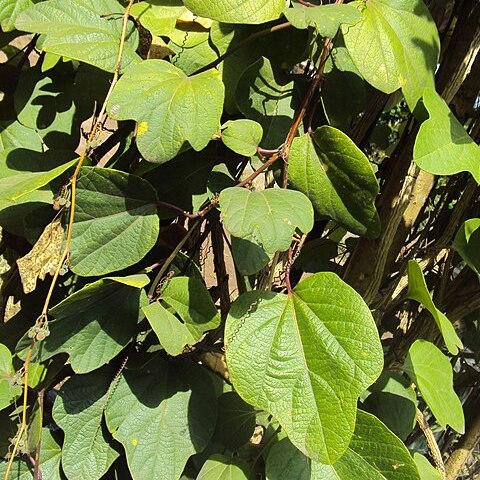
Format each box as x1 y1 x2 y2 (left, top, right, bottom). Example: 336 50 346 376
0 0 479 479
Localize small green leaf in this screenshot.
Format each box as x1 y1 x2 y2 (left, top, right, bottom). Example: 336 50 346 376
285 4 360 37
107 59 225 163
236 57 295 148
105 358 217 480
412 453 441 480
15 0 140 72
70 167 159 276
219 187 314 264
343 0 440 110
213 392 256 449
225 272 383 463
0 344 22 410
404 340 464 433
363 372 417 440
289 127 380 238
0 158 78 211
182 0 286 24
267 411 420 479
406 260 463 355
221 120 263 156
53 368 119 480
143 276 220 356
414 89 480 183
453 219 480 277
29 275 149 373
131 0 186 36
197 454 249 480
0 429 63 480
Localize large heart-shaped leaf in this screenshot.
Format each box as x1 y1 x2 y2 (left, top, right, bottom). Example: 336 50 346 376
15 0 140 72
289 127 380 238
107 59 224 163
453 219 480 278
236 57 295 149
105 358 217 480
225 272 383 463
70 167 159 276
266 411 420 479
406 260 463 355
28 275 149 373
53 367 119 480
182 0 286 24
220 187 314 274
285 4 360 37
143 276 220 356
342 0 440 110
414 89 480 183
404 340 464 433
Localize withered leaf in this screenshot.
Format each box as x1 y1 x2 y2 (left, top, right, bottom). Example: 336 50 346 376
17 219 65 294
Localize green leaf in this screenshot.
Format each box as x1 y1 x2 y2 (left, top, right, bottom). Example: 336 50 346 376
182 0 286 24
0 120 42 152
362 372 417 440
0 429 63 480
107 59 225 163
0 343 22 410
0 158 77 212
413 89 480 183
70 167 159 276
453 218 480 277
236 57 295 148
131 0 186 36
213 392 256 450
225 272 383 463
219 187 314 262
0 0 35 31
29 275 149 373
342 0 440 110
105 358 217 480
406 260 463 355
267 411 420 479
289 127 380 238
221 120 263 156
285 4 360 37
53 367 119 480
412 453 441 480
404 340 464 433
143 276 220 356
15 0 140 72
197 454 249 480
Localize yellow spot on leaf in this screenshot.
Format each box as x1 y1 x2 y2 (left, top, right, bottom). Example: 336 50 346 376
137 122 149 136
131 438 138 446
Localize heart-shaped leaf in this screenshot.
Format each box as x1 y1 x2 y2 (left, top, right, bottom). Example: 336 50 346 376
27 275 149 373
342 0 440 110
182 0 286 24
15 0 140 72
404 340 464 433
143 276 220 356
107 59 224 163
70 167 159 276
406 260 463 355
221 119 263 157
414 89 480 183
131 0 186 36
285 4 360 37
53 367 119 480
197 455 249 480
225 272 383 463
289 127 380 238
453 219 480 278
105 358 217 480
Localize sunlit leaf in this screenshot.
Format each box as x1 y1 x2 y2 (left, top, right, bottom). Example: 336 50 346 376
453 218 480 278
